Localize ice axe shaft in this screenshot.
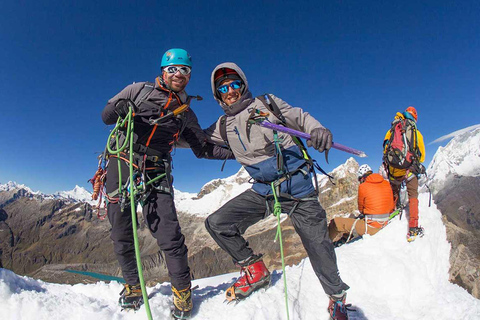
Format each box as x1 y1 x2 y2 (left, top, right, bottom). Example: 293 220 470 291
259 121 367 157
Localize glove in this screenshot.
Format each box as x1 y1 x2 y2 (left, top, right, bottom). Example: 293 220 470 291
114 99 135 119
307 127 333 153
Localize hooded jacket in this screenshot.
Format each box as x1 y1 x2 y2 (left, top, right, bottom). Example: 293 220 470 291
205 63 326 198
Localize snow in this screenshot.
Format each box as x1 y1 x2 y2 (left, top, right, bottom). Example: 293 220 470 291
2 193 479 320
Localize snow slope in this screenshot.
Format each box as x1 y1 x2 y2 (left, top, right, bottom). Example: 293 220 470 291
1 193 479 320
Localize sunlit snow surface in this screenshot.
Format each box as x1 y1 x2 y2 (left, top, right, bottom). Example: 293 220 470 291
1 193 479 320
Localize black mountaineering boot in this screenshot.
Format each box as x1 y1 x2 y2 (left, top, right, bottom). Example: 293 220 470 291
171 284 193 319
119 283 143 311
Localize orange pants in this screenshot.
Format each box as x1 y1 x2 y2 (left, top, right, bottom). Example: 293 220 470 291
328 217 383 242
390 176 419 228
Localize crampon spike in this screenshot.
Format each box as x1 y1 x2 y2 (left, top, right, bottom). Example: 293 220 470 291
224 286 239 304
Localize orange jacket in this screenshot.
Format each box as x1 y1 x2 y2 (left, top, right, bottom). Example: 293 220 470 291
358 173 395 222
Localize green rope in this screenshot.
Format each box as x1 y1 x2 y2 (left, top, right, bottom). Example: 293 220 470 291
106 109 153 320
270 182 290 320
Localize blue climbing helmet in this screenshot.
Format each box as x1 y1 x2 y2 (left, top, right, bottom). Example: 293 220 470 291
161 48 192 68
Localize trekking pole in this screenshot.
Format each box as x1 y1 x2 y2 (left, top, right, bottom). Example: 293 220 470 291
259 121 367 158
270 182 290 320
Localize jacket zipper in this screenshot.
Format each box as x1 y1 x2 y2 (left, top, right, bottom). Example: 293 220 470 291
233 126 247 151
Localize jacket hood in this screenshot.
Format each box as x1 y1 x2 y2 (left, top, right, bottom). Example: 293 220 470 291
211 62 253 116
365 173 386 184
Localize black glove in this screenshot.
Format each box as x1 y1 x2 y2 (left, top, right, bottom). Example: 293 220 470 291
307 127 333 153
114 99 135 119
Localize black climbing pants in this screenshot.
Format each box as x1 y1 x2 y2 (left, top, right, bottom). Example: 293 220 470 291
106 158 190 290
205 189 349 296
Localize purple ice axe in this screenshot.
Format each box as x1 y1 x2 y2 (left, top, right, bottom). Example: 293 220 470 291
259 121 367 158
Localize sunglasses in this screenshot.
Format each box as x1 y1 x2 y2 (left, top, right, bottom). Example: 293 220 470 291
164 65 192 75
217 80 242 94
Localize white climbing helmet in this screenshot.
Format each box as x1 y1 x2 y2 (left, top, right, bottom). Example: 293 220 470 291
357 164 372 179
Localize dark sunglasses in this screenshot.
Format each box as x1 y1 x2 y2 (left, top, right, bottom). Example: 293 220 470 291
164 65 192 75
217 80 242 94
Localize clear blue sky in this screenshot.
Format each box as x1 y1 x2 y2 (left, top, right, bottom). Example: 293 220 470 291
1 1 479 194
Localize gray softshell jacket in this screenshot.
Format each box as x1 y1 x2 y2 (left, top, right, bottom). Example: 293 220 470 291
205 63 326 198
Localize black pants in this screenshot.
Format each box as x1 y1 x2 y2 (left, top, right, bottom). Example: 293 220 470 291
205 189 349 296
106 158 190 290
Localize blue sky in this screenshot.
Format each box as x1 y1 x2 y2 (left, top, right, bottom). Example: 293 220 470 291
1 1 479 194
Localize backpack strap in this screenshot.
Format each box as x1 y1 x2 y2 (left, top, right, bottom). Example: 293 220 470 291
133 82 155 107
256 94 287 125
219 115 229 148
218 115 230 171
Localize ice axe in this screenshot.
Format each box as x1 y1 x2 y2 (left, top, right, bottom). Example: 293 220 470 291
258 121 367 158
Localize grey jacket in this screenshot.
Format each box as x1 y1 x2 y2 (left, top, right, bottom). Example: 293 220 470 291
205 63 326 197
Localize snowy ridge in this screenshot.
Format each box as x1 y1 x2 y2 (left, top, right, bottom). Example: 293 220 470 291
0 181 95 205
1 193 479 319
52 185 94 204
427 127 480 192
316 157 357 187
0 181 39 194
174 167 251 217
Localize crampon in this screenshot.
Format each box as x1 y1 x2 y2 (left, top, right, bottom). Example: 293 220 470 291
119 284 143 311
407 226 425 242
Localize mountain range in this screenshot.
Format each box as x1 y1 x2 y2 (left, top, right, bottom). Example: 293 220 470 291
0 126 479 299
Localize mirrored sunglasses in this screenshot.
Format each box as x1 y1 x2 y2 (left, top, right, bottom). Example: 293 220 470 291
217 80 242 94
164 65 192 75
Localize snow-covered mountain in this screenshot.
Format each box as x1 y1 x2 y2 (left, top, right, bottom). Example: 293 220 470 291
1 192 479 319
0 181 39 195
426 126 480 298
174 167 251 217
428 127 480 194
0 181 96 205
53 185 94 204
174 158 360 219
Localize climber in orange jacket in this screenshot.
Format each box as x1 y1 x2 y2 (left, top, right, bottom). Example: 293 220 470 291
329 164 395 245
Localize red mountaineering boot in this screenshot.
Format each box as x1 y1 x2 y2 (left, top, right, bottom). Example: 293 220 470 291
225 254 271 303
328 291 349 320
